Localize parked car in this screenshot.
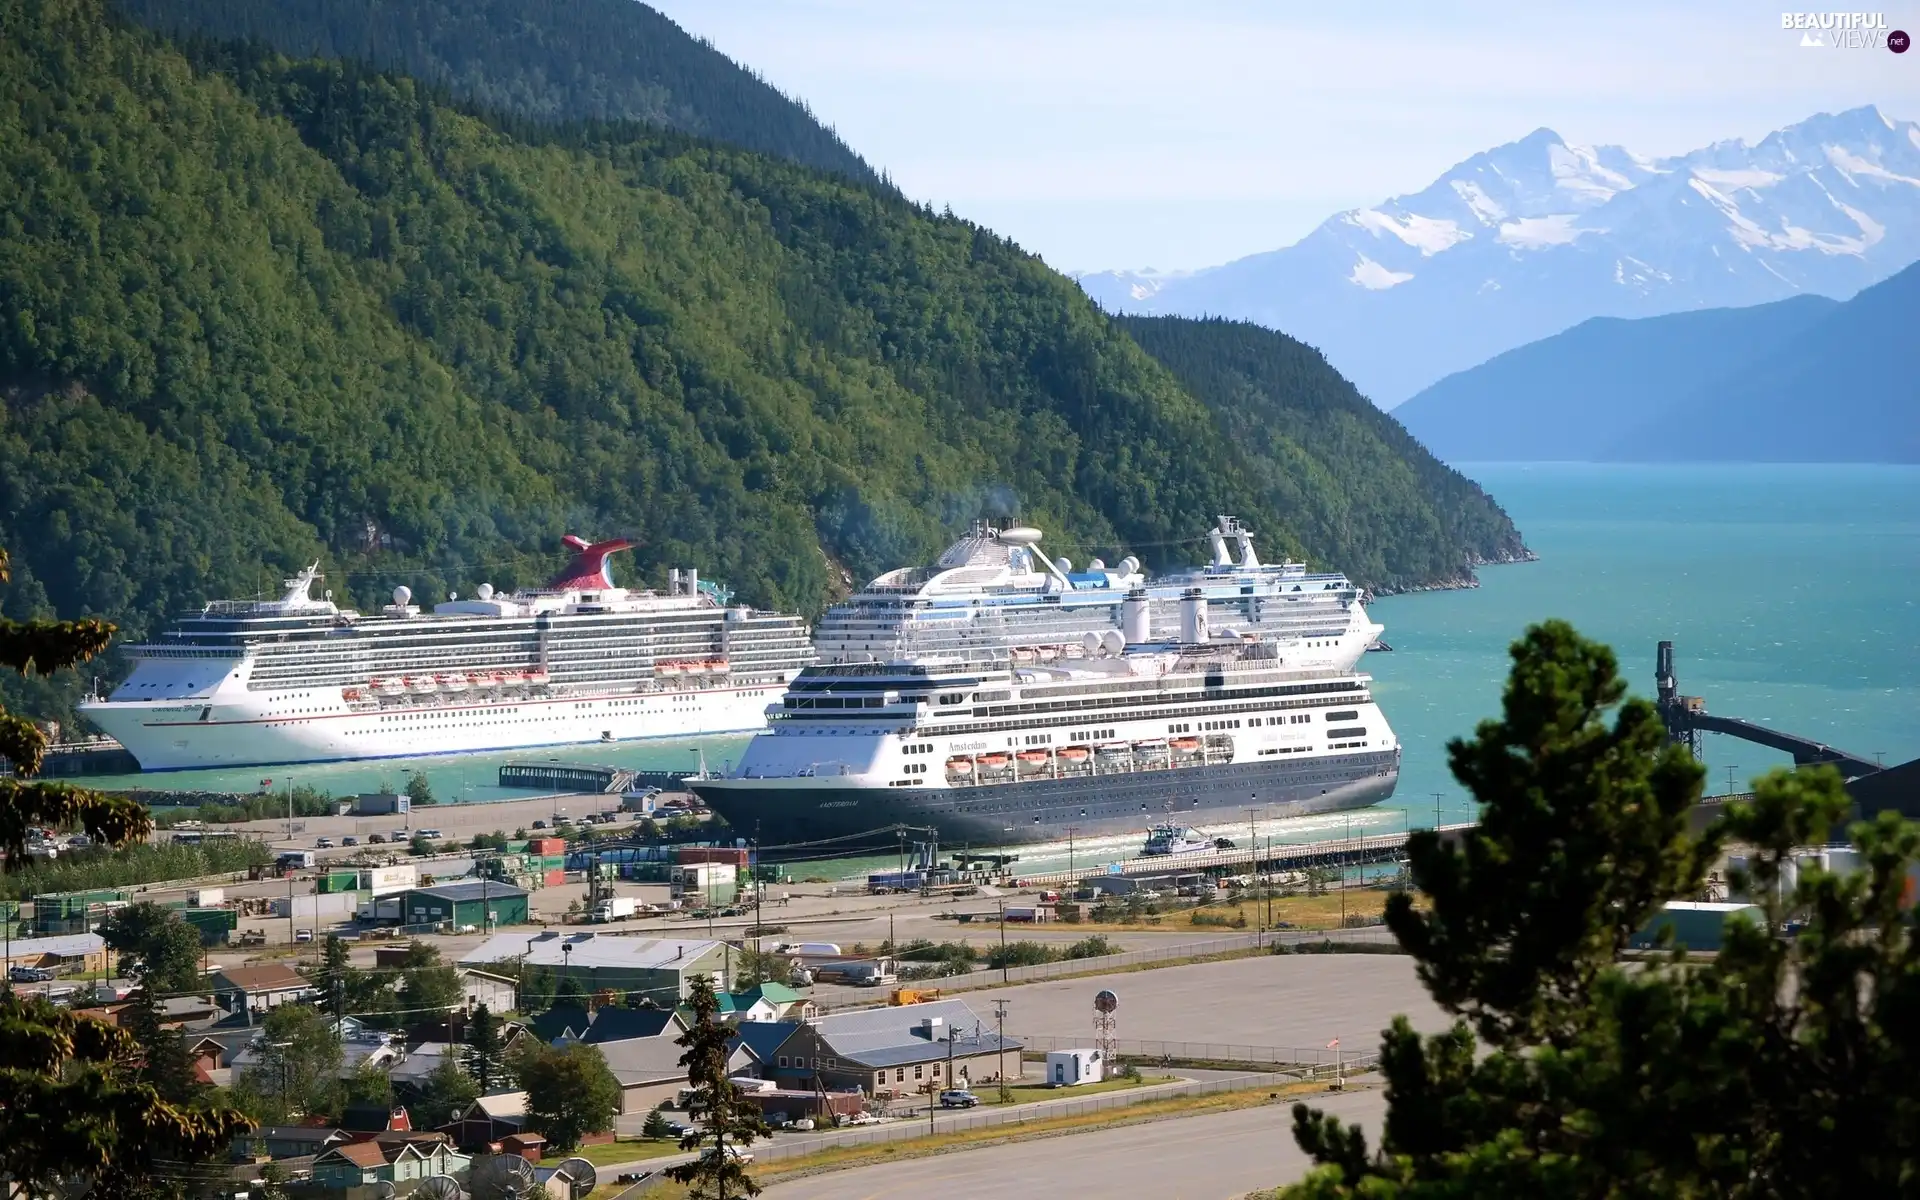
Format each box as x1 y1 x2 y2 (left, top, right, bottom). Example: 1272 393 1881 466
9 965 54 983
939 1089 980 1108
847 1112 881 1125
315 837 335 848
295 929 314 943
615 1173 649 1185
342 836 360 847
764 1112 791 1130
367 834 387 844
664 1121 696 1139
418 829 443 839
720 1145 754 1165
532 820 548 830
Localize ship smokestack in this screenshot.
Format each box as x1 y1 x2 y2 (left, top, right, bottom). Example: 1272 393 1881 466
1208 527 1231 568
669 568 682 595
1122 588 1151 645
1179 588 1208 644
685 567 698 595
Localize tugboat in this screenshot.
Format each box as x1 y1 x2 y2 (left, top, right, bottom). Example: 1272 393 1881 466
1142 823 1213 857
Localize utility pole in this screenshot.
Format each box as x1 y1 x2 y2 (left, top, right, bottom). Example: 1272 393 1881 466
1431 793 1442 832
1065 826 1078 883
993 998 1010 1090
998 898 1007 984
1340 814 1350 929
1725 764 1738 797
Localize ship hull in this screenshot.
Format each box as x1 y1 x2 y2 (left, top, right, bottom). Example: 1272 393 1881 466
79 683 783 772
693 748 1399 848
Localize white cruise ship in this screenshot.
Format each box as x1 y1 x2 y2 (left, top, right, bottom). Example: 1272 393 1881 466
693 593 1400 847
813 516 1380 673
79 537 812 771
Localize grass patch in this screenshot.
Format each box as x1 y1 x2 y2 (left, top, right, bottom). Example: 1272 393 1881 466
753 1080 1336 1183
540 1139 683 1167
989 1074 1176 1104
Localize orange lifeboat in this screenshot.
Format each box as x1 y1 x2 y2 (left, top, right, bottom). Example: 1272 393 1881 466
945 756 974 776
1058 746 1092 763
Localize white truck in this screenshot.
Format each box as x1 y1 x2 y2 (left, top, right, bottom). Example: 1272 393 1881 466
591 896 639 923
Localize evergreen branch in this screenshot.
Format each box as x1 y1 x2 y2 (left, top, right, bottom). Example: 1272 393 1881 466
0 779 153 866
0 616 116 676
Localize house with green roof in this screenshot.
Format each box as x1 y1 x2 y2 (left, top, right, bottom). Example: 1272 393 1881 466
723 982 812 1024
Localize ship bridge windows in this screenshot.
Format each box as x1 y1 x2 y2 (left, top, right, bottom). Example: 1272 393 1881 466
1325 710 1360 722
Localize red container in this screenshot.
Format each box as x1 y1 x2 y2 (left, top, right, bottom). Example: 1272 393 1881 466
528 838 566 856
673 846 749 868
543 869 566 887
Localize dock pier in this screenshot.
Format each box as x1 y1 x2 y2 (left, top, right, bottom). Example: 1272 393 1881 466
1020 822 1476 888
497 762 638 793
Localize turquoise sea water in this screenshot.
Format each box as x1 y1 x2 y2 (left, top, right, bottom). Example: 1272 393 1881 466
1369 463 1920 831
83 464 1920 875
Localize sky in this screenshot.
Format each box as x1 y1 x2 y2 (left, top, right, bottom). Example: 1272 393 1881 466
647 0 1919 273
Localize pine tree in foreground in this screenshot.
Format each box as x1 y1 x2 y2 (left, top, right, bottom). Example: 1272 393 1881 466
1284 619 1920 1196
667 974 770 1199
0 545 251 1192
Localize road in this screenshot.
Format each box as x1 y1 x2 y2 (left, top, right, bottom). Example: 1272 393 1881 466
757 1085 1388 1200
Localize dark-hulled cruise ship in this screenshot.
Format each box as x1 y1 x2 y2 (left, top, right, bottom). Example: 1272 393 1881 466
691 592 1398 847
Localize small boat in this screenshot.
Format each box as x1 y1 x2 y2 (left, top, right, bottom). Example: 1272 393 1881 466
945 756 974 776
527 669 551 686
1143 823 1212 856
439 674 468 693
657 661 685 676
1011 647 1037 664
1016 750 1051 764
407 675 437 694
341 687 364 702
371 677 404 696
976 752 1012 770
1058 745 1091 763
1169 737 1201 753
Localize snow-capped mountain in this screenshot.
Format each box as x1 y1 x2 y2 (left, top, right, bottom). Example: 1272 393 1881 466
1080 106 1920 405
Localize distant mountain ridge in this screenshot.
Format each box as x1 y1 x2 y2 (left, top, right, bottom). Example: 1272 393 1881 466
1393 259 1920 463
1080 107 1920 405
111 0 882 186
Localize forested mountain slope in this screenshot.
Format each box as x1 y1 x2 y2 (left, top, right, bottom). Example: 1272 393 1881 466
110 0 881 185
0 0 1524 725
1118 317 1530 586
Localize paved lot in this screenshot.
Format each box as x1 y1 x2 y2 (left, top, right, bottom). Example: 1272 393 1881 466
985 953 1450 1052
758 1085 1388 1200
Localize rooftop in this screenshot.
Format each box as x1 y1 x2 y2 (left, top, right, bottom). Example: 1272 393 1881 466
461 931 723 972
3 932 104 959
212 963 313 992
810 1000 1021 1067
412 881 530 904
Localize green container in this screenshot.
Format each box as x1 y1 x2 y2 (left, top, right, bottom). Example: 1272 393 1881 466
182 907 238 946
315 871 359 894
537 855 566 870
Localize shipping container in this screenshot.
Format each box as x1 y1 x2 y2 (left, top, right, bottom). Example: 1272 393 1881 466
191 888 225 908
271 891 359 921
528 838 566 856
543 869 566 887
182 907 238 946
315 871 359 894
359 865 419 896
674 846 750 869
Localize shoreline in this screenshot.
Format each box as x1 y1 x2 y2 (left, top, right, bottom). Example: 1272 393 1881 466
1366 546 1538 600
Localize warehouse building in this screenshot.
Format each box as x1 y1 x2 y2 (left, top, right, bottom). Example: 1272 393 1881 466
397 881 530 931
460 931 731 1003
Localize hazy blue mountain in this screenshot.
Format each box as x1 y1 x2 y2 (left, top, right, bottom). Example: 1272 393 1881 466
1393 296 1839 461
1392 260 1919 463
1627 258 1920 462
1080 107 1920 406
111 0 882 186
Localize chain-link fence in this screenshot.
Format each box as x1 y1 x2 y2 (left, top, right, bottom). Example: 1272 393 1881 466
1010 1034 1376 1072
749 1070 1303 1163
